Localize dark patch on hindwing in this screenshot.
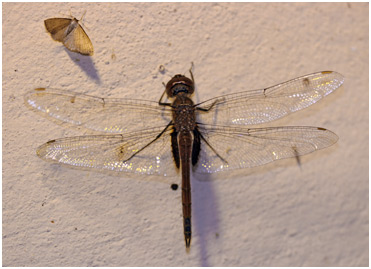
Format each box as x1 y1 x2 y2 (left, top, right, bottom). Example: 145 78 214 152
192 128 201 166
171 128 180 169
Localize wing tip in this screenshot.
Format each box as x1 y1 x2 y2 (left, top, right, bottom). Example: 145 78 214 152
317 127 339 144
322 70 345 84
321 71 333 74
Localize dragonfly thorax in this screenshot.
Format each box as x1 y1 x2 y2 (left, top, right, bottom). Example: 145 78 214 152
166 74 194 98
172 97 196 132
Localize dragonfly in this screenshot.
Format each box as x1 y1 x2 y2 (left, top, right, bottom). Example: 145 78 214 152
24 69 344 250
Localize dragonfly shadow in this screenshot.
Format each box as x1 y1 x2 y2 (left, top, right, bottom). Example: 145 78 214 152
65 49 101 84
193 172 220 266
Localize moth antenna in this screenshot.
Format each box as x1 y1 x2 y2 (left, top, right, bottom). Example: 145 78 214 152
79 10 87 21
66 9 74 19
79 13 90 31
58 11 70 17
81 21 90 31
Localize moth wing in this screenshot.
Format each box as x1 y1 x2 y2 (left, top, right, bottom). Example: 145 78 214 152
63 23 94 56
44 18 72 42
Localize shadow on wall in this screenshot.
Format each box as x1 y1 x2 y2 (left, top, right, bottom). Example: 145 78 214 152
66 49 101 84
193 173 220 266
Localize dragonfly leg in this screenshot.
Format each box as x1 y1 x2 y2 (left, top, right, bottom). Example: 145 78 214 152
158 88 172 107
198 131 228 164
293 146 302 168
188 62 195 83
196 100 218 112
123 121 173 162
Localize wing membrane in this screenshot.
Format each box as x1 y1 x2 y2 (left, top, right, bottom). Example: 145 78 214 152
36 126 178 177
24 88 172 134
44 17 94 56
194 125 338 174
196 71 344 125
63 24 94 56
44 18 72 42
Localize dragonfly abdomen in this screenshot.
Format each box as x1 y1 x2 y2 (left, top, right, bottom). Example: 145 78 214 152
179 131 193 249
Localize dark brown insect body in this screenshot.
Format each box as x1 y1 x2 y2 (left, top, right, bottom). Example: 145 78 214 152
25 69 344 251
164 75 198 248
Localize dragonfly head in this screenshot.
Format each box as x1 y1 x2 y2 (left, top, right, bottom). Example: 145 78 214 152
166 74 194 98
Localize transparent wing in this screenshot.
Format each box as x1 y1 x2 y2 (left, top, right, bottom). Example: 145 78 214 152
63 23 94 56
36 126 178 177
44 18 72 42
24 88 172 134
196 71 344 125
194 124 338 174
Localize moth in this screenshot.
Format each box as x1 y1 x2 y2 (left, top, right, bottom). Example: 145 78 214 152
44 14 94 56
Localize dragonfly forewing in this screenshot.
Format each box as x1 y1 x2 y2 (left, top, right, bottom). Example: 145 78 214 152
196 71 344 126
24 88 172 133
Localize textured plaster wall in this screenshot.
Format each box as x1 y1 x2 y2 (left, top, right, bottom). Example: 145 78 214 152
2 2 368 266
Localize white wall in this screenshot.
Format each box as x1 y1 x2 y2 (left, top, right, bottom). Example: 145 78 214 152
3 2 368 266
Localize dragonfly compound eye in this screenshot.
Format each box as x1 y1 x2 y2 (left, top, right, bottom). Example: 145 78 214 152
166 75 194 97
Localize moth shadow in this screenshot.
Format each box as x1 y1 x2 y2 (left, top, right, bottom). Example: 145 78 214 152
66 49 101 84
